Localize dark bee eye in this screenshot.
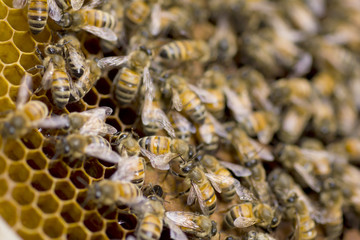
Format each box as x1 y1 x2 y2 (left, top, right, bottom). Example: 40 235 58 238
271 217 278 225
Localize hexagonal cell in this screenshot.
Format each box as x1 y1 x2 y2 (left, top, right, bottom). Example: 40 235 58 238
104 166 116 179
3 64 24 85
3 139 25 161
83 88 99 106
0 42 20 64
118 212 137 230
0 178 8 197
17 230 45 240
7 9 28 31
0 200 17 226
70 170 90 189
60 202 82 223
106 222 124 240
0 75 9 97
21 129 44 150
107 68 118 81
54 180 76 200
106 117 122 133
119 107 137 125
84 211 104 232
99 98 116 114
41 140 56 159
13 31 36 52
67 225 87 240
0 2 8 19
0 21 13 42
91 234 108 240
37 193 59 214
43 217 65 238
31 27 51 43
31 172 53 191
8 162 30 183
48 160 69 178
84 158 104 179
20 53 42 71
76 190 96 210
84 37 101 54
0 96 15 113
9 85 20 103
20 206 42 229
12 184 35 205
26 151 47 170
95 77 111 95
66 100 87 113
0 155 7 174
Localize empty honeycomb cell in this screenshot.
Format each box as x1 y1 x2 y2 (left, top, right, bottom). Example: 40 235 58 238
0 21 13 42
9 85 20 103
22 129 43 150
7 9 28 31
20 53 42 71
99 98 116 114
97 205 117 220
31 172 53 191
106 118 122 133
0 1 8 19
118 108 137 125
104 166 116 179
43 217 65 238
17 230 45 240
76 190 96 210
67 225 87 240
0 178 8 196
84 158 104 179
70 170 90 189
60 202 82 223
41 140 56 159
66 100 87 113
118 213 137 230
84 37 101 54
84 211 104 232
0 155 7 174
12 184 35 205
0 96 15 113
0 75 9 97
106 222 124 239
54 180 76 200
0 200 17 226
20 206 42 229
107 69 118 81
48 160 69 178
0 42 19 64
13 32 36 53
8 162 30 183
91 233 108 240
3 63 24 85
3 139 25 161
31 27 51 43
37 193 59 214
83 88 99 106
95 78 111 95
26 151 47 170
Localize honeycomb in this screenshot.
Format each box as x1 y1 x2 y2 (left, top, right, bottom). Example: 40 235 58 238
1 0 360 240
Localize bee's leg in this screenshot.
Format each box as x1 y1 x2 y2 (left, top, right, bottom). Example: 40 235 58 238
172 188 190 199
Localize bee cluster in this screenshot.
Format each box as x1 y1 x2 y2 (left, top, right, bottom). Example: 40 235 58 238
1 0 360 239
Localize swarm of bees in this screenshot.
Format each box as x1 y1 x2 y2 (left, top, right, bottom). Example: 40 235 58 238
3 0 360 239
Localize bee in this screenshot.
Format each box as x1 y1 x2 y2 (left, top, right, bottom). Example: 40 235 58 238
158 40 211 63
0 75 49 139
242 230 276 240
224 201 281 230
124 0 151 29
200 154 253 202
110 132 146 188
86 179 142 210
57 8 117 41
196 114 220 153
97 47 152 105
312 71 336 98
165 211 217 239
311 96 336 140
268 169 317 240
168 111 196 142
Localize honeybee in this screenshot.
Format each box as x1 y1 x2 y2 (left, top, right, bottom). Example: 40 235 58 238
124 0 151 30
97 47 152 105
312 71 336 98
165 211 217 239
0 75 49 139
268 169 317 240
158 40 211 63
168 111 196 142
224 201 281 230
57 8 117 41
311 96 336 140
195 114 220 153
200 154 253 202
242 230 276 240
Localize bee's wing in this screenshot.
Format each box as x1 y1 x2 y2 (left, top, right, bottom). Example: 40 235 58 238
84 144 122 164
42 61 55 90
80 106 113 119
110 156 141 182
34 116 69 129
257 129 273 145
165 212 201 230
150 3 161 36
290 52 312 77
141 96 152 125
293 163 321 192
13 0 27 9
249 139 274 161
164 217 188 240
153 108 175 138
16 74 32 109
143 67 154 99
192 182 209 216
97 56 129 69
171 89 183 111
218 161 252 177
233 179 256 202
48 0 62 21
233 216 258 228
170 111 195 133
188 84 217 104
139 147 175 170
207 112 228 139
82 0 108 9
187 184 196 206
82 25 118 42
204 173 223 193
224 87 252 121
80 119 117 136
70 0 84 10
